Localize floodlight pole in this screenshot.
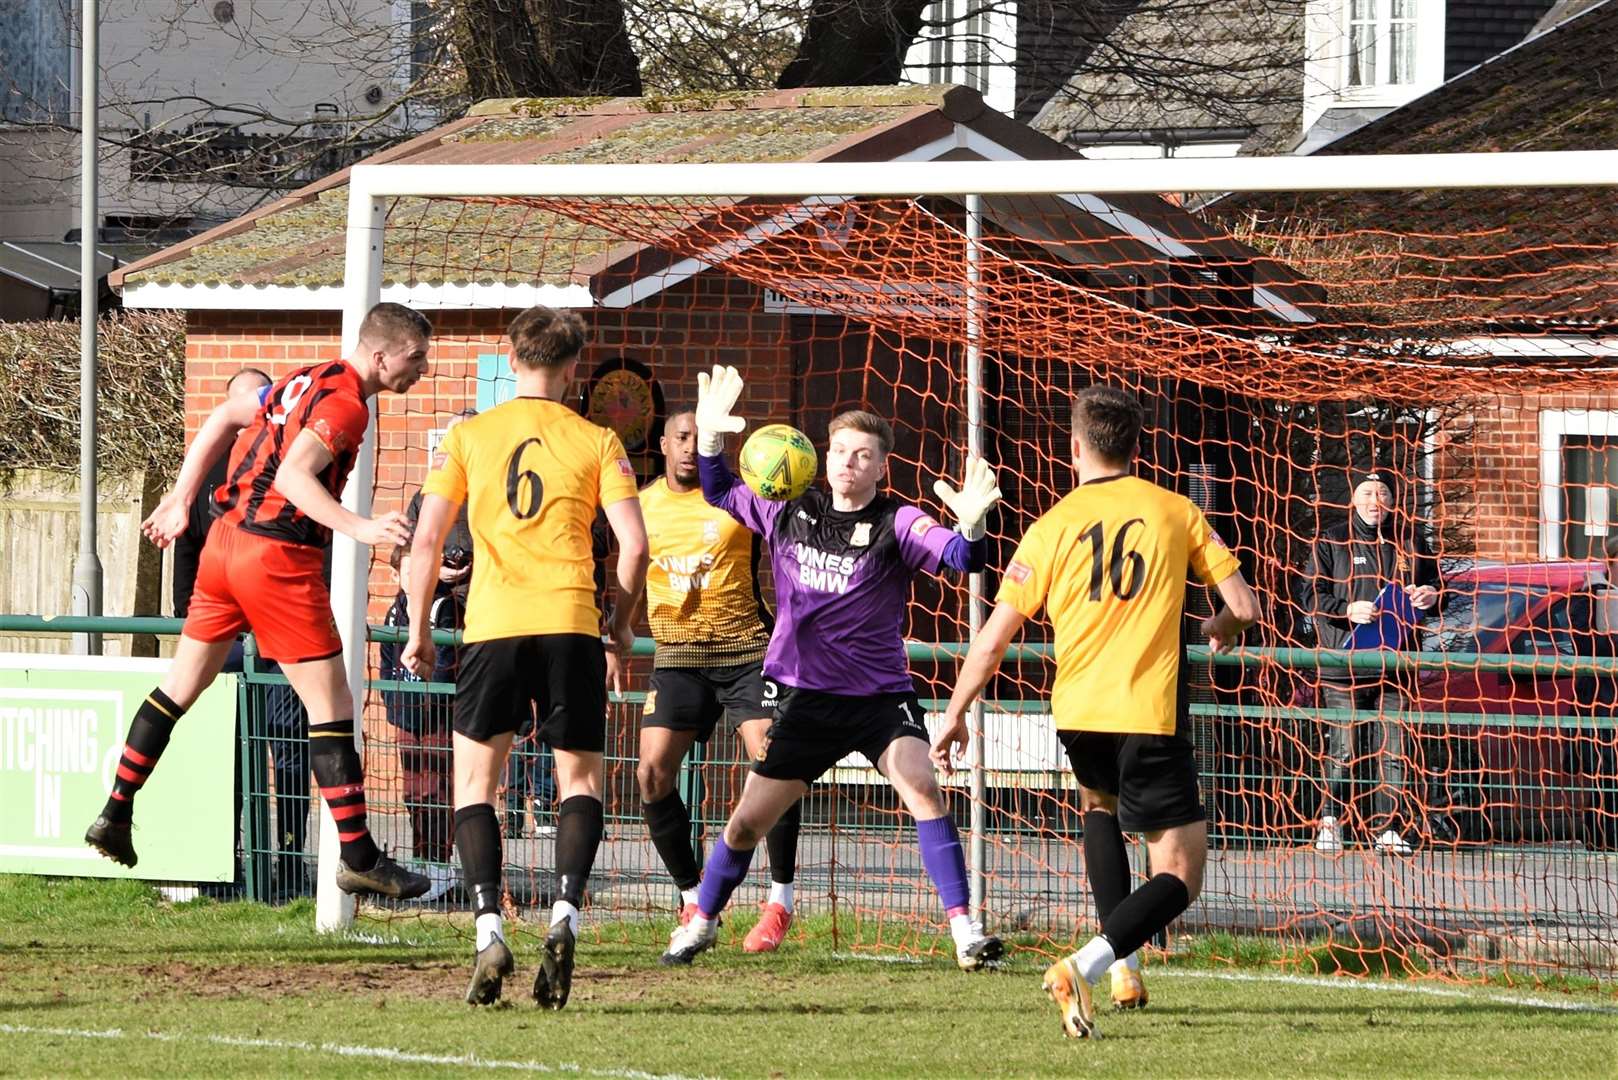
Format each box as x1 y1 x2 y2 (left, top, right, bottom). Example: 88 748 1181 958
315 184 385 933
964 194 988 920
71 0 102 655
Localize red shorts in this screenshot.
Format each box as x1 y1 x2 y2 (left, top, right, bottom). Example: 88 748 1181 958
183 522 343 663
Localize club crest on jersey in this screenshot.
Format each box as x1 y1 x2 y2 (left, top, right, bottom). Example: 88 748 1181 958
703 520 720 543
1210 529 1228 549
1006 559 1032 585
850 522 872 547
910 516 937 538
616 458 635 477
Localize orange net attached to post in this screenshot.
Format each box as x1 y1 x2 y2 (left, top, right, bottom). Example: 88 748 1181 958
351 180 1618 985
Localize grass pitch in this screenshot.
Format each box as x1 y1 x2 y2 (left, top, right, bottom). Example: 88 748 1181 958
0 876 1612 1078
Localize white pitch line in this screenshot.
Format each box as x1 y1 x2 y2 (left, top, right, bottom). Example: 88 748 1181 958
1149 970 1618 1015
828 953 1618 1014
0 1023 714 1080
830 951 923 965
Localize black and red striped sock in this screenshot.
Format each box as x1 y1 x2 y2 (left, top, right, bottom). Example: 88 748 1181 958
310 719 381 871
101 688 185 823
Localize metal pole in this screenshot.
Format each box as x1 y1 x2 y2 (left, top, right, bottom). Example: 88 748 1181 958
71 0 102 655
314 180 384 933
964 194 988 920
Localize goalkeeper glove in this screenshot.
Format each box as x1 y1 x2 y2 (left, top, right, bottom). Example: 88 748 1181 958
932 457 1002 541
695 364 746 456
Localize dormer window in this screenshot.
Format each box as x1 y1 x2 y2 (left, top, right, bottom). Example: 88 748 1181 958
1302 0 1444 136
1346 0 1418 87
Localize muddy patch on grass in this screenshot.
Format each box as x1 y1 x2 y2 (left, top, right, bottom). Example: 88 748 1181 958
2 957 734 1006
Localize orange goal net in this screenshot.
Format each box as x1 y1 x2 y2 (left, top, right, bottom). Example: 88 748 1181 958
333 174 1618 984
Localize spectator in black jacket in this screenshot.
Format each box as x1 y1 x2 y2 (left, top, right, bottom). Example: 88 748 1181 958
1297 469 1440 856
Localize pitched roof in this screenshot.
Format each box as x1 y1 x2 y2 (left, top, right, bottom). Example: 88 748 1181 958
1032 0 1302 150
1224 0 1618 328
113 86 1016 294
1319 0 1618 154
111 84 1319 334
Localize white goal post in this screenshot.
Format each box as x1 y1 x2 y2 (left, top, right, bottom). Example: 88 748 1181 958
318 149 1618 931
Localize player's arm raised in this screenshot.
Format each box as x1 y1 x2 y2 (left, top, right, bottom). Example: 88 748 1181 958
273 428 410 548
140 390 264 547
693 365 787 536
913 455 1002 575
932 601 1027 773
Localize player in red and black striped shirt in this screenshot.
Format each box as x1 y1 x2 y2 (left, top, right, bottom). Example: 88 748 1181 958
85 302 434 900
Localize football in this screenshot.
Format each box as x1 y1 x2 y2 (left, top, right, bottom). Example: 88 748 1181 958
739 424 817 501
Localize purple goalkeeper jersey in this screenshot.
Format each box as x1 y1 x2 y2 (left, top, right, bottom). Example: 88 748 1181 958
700 451 983 696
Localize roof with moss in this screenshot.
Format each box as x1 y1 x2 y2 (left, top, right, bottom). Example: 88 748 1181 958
114 85 1005 292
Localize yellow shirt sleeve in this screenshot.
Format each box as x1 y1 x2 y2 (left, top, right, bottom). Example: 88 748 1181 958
421 424 468 507
598 429 638 507
1188 504 1241 586
996 521 1052 619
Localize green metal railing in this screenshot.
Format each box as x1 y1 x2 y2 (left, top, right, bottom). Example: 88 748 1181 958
5 612 1615 974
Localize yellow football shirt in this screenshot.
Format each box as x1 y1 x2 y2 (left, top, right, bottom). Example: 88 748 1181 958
422 397 638 643
639 477 771 668
997 474 1241 735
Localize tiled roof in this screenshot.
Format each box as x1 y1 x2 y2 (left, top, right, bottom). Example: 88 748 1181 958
114 86 985 291
1444 0 1560 79
1032 0 1303 149
1230 0 1618 326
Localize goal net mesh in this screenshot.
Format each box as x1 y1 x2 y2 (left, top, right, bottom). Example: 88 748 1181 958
323 180 1618 982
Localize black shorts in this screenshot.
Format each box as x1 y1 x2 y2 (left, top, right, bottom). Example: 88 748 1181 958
752 685 928 784
454 633 606 752
642 663 776 741
1059 728 1205 834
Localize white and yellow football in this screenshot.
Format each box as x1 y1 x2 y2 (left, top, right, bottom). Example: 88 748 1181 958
739 424 817 501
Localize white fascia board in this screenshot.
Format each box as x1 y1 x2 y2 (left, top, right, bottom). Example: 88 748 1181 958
1436 335 1618 358
958 128 1315 325
597 130 963 310
951 126 1197 258
120 280 594 311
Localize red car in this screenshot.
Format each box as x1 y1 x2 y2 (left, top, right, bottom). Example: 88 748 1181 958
1411 560 1616 845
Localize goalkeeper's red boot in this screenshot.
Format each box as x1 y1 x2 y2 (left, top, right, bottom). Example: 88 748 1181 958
1043 956 1099 1040
743 902 792 953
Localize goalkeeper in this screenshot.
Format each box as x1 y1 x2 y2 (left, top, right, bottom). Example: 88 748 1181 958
663 365 1003 971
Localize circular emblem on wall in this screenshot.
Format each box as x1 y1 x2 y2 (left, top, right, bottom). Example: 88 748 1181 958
585 357 662 453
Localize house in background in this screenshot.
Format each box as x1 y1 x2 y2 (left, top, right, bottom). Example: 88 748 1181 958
107 85 1300 620
0 0 429 316
1033 0 1579 157
902 0 1119 121
1292 0 1618 563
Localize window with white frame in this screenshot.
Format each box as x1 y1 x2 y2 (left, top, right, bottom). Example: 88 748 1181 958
1345 0 1418 87
1303 0 1443 130
903 1 1017 114
1539 410 1618 559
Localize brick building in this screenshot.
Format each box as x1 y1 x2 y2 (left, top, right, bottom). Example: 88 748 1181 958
110 85 1305 635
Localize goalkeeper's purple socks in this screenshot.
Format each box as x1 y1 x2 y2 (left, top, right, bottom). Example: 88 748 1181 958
696 837 754 919
917 816 971 917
